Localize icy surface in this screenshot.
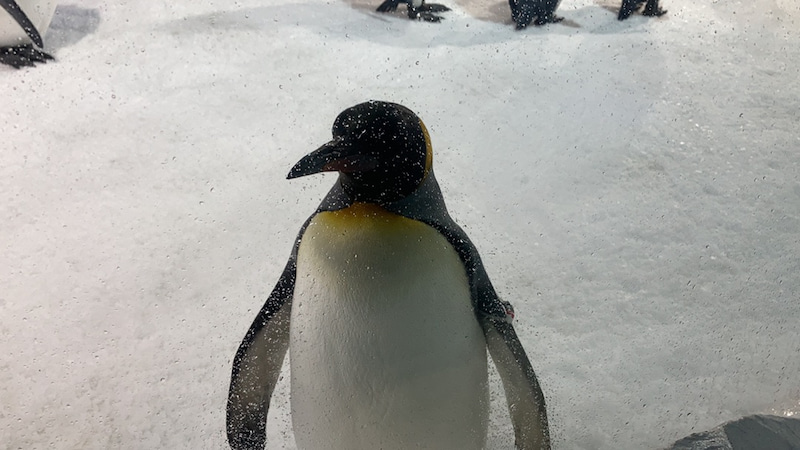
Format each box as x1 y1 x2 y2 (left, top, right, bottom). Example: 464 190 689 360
1 0 799 449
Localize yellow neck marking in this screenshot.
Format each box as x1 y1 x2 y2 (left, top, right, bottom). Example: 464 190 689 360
322 202 403 225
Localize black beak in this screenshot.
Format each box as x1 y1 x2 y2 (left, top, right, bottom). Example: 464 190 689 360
287 138 379 179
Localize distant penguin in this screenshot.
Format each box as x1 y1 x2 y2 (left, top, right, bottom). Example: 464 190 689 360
226 101 551 450
618 0 666 20
510 0 563 29
0 0 56 68
375 0 451 22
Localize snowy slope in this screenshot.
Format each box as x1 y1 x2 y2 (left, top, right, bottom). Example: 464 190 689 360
1 0 798 449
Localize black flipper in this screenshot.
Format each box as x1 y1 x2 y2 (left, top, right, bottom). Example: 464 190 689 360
226 185 351 449
226 259 295 450
0 0 44 47
482 319 551 449
0 44 53 69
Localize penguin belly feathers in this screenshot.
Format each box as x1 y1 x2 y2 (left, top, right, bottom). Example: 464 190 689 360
291 204 488 449
226 101 551 450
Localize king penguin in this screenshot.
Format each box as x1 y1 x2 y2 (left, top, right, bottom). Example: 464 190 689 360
226 100 551 450
0 0 56 68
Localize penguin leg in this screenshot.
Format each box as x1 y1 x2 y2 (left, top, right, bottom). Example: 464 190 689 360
618 0 645 20
510 0 536 29
0 45 53 69
641 0 667 17
513 0 563 28
417 1 451 12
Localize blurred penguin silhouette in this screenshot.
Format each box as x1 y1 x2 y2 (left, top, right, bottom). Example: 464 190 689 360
618 0 666 20
375 0 452 22
1 0 56 68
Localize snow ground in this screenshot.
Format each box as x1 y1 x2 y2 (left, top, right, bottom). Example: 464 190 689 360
1 0 798 448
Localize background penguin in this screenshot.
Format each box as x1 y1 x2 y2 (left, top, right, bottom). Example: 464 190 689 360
375 0 451 22
226 100 551 450
618 0 666 20
0 0 56 68
509 0 563 29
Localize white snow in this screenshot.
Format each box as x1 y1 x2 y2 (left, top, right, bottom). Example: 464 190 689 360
1 0 798 449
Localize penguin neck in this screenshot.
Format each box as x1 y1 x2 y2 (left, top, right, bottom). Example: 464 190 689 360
326 201 398 224
316 171 450 225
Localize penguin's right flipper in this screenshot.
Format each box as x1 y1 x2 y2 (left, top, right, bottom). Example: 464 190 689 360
482 317 551 450
0 45 53 69
0 0 44 47
226 259 296 450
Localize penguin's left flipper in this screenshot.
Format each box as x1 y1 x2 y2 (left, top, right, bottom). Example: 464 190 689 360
482 317 551 450
0 45 53 69
0 0 44 47
226 258 296 450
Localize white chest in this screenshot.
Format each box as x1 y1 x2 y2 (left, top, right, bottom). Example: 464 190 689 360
290 206 488 450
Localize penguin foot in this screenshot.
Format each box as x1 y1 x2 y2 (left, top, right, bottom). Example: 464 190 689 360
514 17 530 29
378 0 449 19
514 11 563 29
376 0 400 13
418 2 450 12
533 14 564 26
0 45 53 69
408 7 446 21
641 5 667 16
511 5 533 29
617 0 645 20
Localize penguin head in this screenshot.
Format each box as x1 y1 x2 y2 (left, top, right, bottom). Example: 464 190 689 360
288 101 433 204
